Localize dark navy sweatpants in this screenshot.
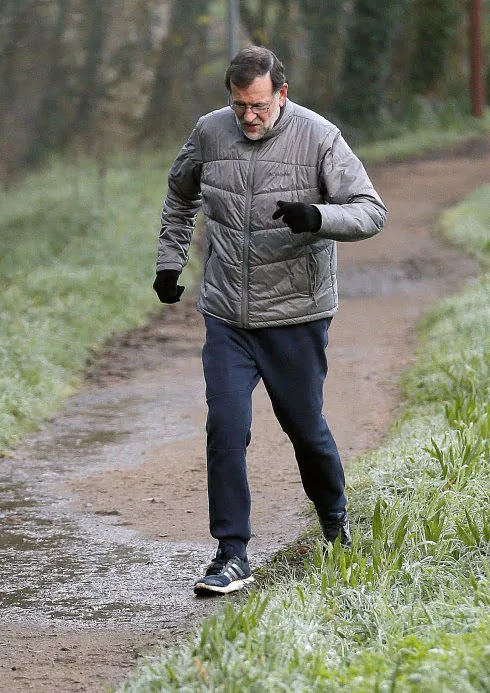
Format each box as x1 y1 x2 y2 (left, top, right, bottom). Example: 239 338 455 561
202 315 346 559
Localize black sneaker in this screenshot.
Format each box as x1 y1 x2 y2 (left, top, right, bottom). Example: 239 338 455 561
194 553 254 595
318 511 352 548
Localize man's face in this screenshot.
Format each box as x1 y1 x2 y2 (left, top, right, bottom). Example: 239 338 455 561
230 73 288 141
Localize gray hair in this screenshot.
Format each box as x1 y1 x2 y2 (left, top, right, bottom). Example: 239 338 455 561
225 46 286 92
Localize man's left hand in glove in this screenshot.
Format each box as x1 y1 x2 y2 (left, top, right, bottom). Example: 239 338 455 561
272 200 322 234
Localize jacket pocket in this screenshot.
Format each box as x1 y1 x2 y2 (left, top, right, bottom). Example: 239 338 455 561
329 243 337 276
203 241 213 273
306 249 318 297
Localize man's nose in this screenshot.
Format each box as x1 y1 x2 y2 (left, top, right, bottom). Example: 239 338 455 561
243 107 258 122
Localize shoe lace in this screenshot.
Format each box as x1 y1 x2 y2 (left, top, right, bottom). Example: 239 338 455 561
206 555 233 576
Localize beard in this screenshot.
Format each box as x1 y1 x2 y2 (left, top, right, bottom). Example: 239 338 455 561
238 100 281 141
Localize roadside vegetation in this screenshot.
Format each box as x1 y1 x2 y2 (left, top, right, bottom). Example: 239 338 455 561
437 185 490 268
121 187 489 691
358 111 490 162
0 151 200 451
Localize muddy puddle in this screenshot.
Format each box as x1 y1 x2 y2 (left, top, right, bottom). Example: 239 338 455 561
0 375 213 632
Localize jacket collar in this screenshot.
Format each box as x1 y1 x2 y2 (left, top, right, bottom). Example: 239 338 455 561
261 98 294 140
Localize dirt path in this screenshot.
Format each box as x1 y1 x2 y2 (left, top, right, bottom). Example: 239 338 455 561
1 142 488 692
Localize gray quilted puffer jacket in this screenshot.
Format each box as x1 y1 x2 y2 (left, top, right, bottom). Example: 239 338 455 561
157 99 387 328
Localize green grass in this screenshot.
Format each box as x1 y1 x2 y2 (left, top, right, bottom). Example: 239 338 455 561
357 110 490 163
437 185 490 268
0 151 199 451
120 189 490 692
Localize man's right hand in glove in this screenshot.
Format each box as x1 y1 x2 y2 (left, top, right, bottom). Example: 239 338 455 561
152 270 185 304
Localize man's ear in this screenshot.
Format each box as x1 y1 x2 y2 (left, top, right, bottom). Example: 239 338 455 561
279 83 288 106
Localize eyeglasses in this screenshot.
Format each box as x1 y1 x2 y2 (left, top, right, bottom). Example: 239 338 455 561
228 97 276 116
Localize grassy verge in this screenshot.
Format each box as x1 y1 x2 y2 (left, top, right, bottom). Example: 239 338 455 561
121 189 489 691
358 110 489 163
0 151 200 451
437 186 490 268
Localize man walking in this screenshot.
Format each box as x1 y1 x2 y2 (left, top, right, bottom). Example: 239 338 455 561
153 46 387 595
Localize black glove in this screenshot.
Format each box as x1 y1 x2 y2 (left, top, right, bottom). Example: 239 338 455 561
152 270 185 304
272 200 322 234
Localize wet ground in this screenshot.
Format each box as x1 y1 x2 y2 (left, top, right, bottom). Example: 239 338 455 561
0 376 204 631
1 141 489 691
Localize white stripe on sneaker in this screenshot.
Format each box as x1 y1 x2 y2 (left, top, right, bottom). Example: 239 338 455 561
225 566 240 580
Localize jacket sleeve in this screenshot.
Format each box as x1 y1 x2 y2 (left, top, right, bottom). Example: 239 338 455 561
156 125 203 272
313 129 387 242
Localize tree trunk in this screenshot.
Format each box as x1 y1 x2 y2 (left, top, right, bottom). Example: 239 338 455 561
302 0 349 114
336 0 406 133
70 0 112 150
409 0 462 95
140 0 212 142
34 0 70 154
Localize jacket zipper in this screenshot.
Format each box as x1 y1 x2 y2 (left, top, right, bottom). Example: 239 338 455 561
241 146 260 327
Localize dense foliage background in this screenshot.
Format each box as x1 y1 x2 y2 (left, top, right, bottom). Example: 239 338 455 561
1 0 488 184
